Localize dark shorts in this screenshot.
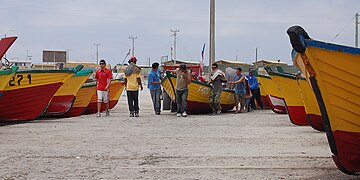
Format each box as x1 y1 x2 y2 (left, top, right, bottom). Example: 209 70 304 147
235 93 245 102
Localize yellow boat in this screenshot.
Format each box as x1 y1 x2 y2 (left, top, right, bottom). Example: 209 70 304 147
162 72 235 114
61 83 97 118
83 79 125 114
288 26 360 174
265 67 309 126
255 72 287 114
43 67 92 117
0 69 74 121
296 75 324 131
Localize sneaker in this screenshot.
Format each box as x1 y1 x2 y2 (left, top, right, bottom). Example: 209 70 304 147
105 110 110 116
156 111 161 115
135 112 139 117
216 109 222 114
181 111 187 117
96 112 101 117
129 113 134 117
177 113 181 117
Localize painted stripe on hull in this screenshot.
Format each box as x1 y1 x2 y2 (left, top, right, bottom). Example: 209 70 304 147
267 95 287 114
83 100 118 115
0 83 62 121
61 107 86 118
43 95 75 117
332 130 360 174
307 114 325 132
285 105 308 126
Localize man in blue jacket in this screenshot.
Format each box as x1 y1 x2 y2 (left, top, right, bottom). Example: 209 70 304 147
246 68 264 110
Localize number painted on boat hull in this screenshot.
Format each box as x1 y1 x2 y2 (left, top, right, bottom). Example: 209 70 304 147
9 74 32 86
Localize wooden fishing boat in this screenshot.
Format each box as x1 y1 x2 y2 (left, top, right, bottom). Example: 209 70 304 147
161 72 235 114
296 76 324 131
0 69 74 121
265 68 309 126
43 68 92 117
83 80 125 114
60 83 96 118
288 26 360 174
254 71 287 114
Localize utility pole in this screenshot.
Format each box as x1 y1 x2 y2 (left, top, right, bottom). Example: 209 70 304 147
209 0 215 79
236 48 238 61
171 29 180 65
94 43 100 64
129 36 137 57
356 13 359 47
255 47 258 68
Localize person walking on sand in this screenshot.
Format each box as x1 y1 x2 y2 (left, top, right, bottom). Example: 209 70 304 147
124 56 143 117
95 59 113 117
229 67 246 113
247 68 264 110
148 62 162 115
208 63 227 115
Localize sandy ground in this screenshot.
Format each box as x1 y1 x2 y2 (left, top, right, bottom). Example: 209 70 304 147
0 90 357 179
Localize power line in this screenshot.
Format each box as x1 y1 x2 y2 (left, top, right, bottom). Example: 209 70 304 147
331 15 356 41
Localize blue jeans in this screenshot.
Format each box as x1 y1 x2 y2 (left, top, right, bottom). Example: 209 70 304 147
150 89 161 113
176 89 188 113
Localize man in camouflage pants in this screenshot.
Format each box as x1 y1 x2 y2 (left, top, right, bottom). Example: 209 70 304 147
208 63 227 115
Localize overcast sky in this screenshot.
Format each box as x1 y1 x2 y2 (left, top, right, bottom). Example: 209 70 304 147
1 0 359 66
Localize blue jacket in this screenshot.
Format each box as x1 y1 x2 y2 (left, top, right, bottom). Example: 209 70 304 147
148 70 161 90
246 74 259 90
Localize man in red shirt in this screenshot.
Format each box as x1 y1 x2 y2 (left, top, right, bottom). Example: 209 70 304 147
95 59 113 117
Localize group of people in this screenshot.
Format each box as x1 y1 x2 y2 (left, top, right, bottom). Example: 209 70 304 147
94 57 264 118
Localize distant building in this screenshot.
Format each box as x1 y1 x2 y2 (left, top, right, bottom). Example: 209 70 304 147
253 59 288 67
8 59 32 69
163 59 200 66
215 59 251 67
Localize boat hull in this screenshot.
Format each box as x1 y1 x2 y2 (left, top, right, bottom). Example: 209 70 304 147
0 83 62 121
267 72 309 126
84 80 125 115
267 95 287 114
288 26 360 174
162 73 235 114
0 70 73 121
61 84 96 118
256 75 287 114
258 78 271 109
297 77 324 131
43 70 92 117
